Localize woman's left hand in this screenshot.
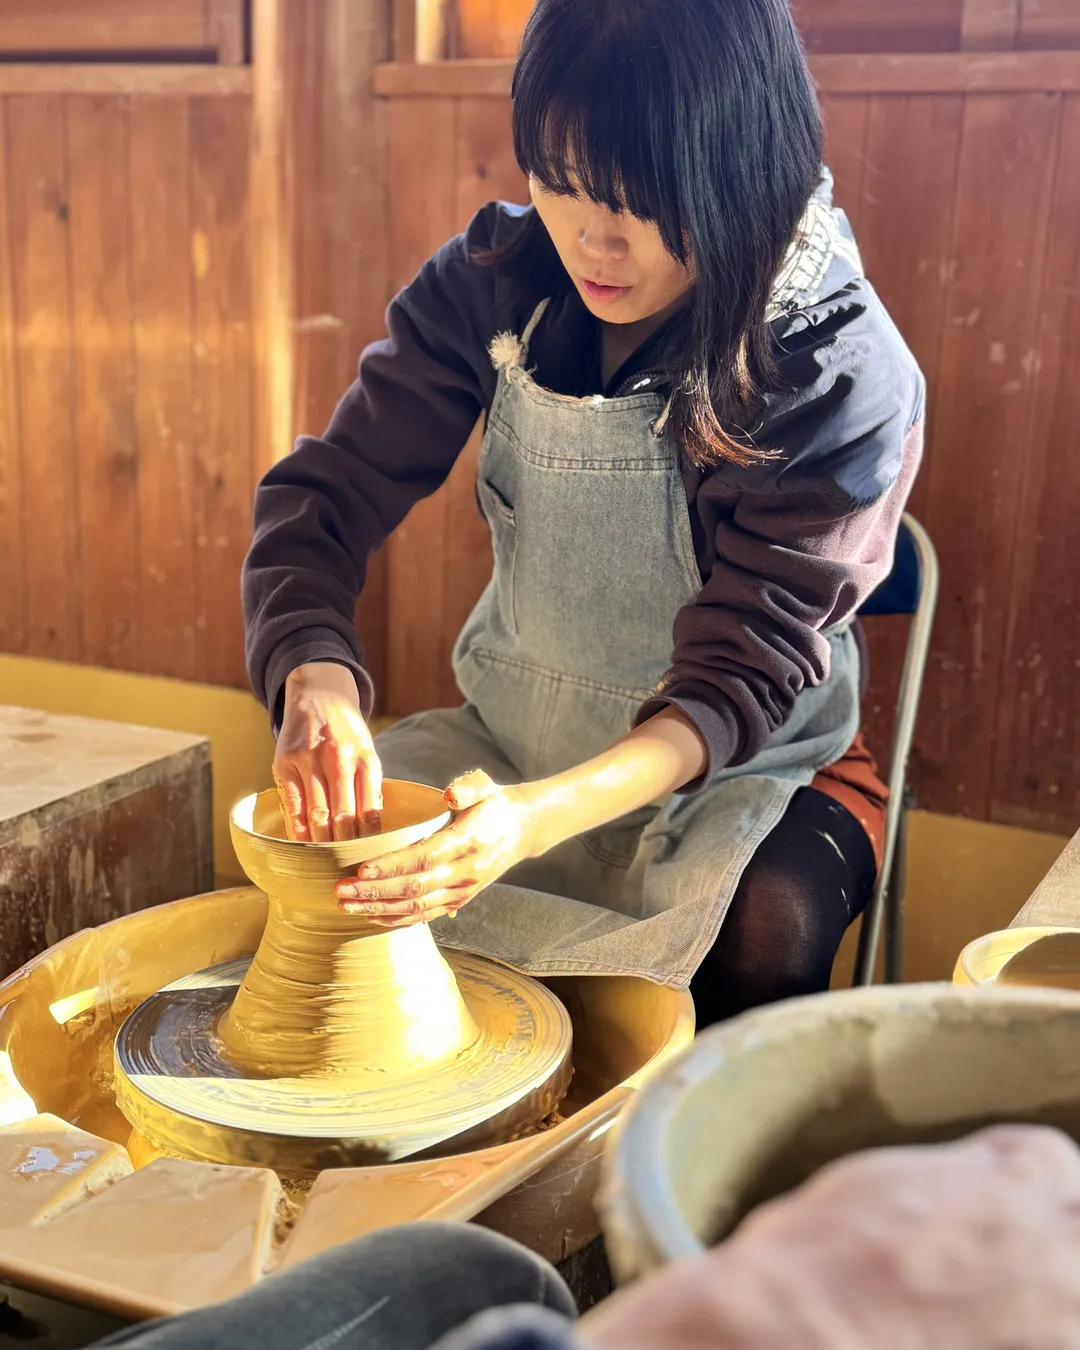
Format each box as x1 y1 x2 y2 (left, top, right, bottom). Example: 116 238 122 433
335 770 535 926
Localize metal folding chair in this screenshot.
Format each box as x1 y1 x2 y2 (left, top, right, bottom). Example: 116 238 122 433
851 514 939 986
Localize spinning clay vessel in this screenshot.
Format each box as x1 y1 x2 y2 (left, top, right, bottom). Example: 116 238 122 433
113 785 574 1172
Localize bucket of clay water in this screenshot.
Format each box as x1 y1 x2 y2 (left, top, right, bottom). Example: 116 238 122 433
598 984 1080 1284
954 927 1080 990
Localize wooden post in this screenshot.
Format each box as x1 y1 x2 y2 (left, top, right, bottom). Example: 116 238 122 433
250 0 294 471
416 0 454 61
249 0 392 696
393 0 417 60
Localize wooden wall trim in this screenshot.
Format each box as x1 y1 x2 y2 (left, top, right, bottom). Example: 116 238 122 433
374 51 1080 98
813 50 1080 91
0 65 253 96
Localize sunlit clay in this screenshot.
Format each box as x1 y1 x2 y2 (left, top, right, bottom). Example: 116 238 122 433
112 786 573 1173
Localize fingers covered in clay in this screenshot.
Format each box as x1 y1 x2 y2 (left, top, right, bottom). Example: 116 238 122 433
336 780 536 925
275 661 384 841
445 768 500 811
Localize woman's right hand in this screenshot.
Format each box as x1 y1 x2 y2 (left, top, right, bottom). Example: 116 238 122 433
273 662 383 843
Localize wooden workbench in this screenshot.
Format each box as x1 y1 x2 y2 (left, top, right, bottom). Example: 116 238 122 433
0 705 213 978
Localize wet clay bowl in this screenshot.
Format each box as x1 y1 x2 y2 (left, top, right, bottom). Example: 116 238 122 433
598 983 1080 1284
229 781 452 897
954 926 1080 990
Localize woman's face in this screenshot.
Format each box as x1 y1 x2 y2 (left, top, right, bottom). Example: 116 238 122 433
530 176 694 324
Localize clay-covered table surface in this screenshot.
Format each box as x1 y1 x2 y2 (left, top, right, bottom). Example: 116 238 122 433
1011 828 1080 928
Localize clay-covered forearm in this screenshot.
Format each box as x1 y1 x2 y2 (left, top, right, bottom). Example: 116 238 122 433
517 707 707 859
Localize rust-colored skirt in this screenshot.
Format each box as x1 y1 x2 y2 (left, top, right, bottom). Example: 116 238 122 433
811 732 889 870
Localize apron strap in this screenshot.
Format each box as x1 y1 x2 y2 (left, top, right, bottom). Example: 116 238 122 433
488 298 550 374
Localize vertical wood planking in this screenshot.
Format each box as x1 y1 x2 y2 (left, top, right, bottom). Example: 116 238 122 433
190 96 254 688
991 95 1080 833
921 93 1061 818
857 94 964 517
205 0 247 62
791 0 963 53
1019 0 1080 50
819 95 871 234
456 0 532 58
0 98 25 653
849 94 964 772
384 96 458 713
67 95 139 671
7 96 80 662
129 97 198 680
960 0 1022 49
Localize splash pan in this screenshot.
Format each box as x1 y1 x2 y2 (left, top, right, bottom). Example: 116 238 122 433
0 887 693 1320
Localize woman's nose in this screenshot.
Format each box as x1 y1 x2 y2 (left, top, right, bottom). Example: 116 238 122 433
578 221 628 263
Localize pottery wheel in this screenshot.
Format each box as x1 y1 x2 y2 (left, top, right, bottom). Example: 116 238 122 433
114 953 573 1175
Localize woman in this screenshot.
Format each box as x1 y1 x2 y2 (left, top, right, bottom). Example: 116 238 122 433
243 0 924 1025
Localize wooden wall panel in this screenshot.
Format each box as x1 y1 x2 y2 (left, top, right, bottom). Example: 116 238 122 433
960 0 1022 50
852 95 963 774
190 96 254 689
792 0 963 53
0 89 259 689
819 95 871 231
0 0 245 60
1019 1 1080 51
0 102 25 655
67 95 139 671
991 96 1080 831
7 96 80 663
129 98 198 680
0 4 392 715
449 0 1080 59
920 93 1061 819
456 0 532 59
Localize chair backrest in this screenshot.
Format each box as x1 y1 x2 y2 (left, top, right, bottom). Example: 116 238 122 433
859 518 921 617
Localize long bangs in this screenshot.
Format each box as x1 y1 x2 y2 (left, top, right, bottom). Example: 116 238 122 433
511 10 688 264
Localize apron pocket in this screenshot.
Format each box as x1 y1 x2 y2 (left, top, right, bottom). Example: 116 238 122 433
477 476 518 636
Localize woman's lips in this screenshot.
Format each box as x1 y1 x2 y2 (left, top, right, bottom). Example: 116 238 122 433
580 277 632 304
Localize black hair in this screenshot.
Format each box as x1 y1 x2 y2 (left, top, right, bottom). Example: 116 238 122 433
504 0 822 466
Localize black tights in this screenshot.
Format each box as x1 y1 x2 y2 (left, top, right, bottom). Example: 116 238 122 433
690 787 877 1030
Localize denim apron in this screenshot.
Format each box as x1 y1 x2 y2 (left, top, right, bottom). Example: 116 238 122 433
377 191 862 989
